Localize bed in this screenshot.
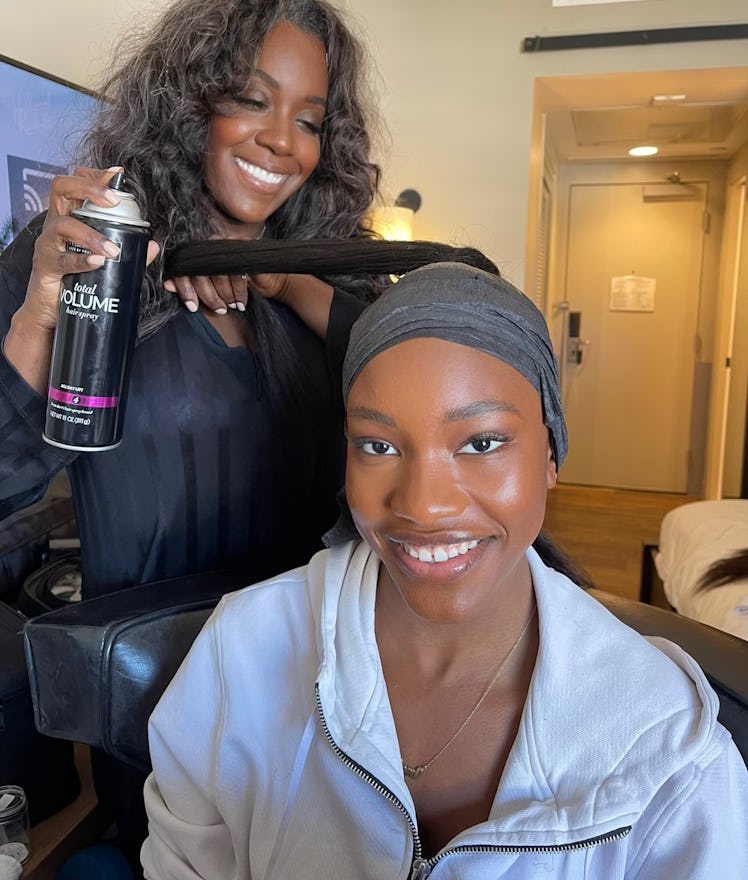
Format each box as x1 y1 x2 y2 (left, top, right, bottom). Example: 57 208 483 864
653 500 748 641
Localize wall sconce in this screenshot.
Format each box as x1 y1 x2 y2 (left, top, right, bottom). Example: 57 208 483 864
369 189 422 241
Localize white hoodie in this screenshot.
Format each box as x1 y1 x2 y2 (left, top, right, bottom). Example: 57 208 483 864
142 542 748 879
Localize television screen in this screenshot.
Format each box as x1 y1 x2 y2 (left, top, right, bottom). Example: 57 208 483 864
0 54 98 251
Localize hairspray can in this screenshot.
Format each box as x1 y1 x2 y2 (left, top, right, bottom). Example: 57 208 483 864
43 172 150 452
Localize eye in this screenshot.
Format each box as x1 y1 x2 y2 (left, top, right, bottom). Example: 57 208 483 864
355 438 398 456
233 94 267 111
297 117 322 136
458 434 506 455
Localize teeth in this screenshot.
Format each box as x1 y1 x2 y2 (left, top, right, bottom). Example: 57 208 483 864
404 539 479 564
235 157 286 185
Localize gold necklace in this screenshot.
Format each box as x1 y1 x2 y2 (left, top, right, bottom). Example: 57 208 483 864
401 605 537 780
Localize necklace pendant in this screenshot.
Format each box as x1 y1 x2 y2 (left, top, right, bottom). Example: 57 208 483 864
402 762 425 780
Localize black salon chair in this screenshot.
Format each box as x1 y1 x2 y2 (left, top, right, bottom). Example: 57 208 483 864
23 579 748 772
23 569 246 774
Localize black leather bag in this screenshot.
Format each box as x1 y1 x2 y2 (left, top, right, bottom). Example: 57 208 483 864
0 601 80 824
23 570 245 773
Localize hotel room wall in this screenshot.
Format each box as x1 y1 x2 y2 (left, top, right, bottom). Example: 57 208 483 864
340 0 748 293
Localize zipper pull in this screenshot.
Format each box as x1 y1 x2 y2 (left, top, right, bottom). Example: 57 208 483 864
409 858 431 880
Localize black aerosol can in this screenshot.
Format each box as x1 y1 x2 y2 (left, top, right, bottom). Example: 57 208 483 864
43 172 150 451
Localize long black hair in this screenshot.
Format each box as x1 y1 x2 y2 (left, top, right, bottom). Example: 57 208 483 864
697 548 748 592
164 238 500 279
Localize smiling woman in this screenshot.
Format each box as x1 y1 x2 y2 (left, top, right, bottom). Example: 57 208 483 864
141 260 748 880
345 339 556 624
204 21 328 237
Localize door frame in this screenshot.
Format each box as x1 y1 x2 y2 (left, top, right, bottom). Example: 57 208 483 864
704 174 747 498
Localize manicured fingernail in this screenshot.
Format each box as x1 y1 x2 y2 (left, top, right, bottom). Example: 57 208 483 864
214 307 228 315
163 281 176 292
236 302 246 313
185 301 198 313
103 240 121 258
104 189 120 205
86 255 106 268
227 302 237 309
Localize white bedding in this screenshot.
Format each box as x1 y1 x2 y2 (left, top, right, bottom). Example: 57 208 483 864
655 500 748 641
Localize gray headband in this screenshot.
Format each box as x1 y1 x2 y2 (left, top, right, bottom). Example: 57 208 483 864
342 261 567 466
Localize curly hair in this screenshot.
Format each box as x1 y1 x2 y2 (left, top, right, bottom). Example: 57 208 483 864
77 0 382 338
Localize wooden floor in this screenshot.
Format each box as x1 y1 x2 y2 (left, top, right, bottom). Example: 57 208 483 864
543 482 699 601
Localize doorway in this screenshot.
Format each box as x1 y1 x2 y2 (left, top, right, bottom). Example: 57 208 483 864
530 67 748 497
559 180 706 492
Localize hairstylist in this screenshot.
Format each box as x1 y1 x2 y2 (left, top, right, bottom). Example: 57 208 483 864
0 0 382 600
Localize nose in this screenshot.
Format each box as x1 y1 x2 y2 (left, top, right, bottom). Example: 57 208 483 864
255 112 294 156
390 455 468 525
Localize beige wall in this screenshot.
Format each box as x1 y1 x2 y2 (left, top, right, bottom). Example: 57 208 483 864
2 0 747 290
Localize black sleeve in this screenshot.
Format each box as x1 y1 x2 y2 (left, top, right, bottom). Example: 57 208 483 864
0 217 75 521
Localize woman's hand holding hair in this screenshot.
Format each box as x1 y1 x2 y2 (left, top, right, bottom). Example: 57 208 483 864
165 272 334 339
164 273 249 315
164 271 290 314
4 166 160 394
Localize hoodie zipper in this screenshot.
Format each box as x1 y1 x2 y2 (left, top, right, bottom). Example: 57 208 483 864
315 685 631 879
315 684 423 859
408 826 632 878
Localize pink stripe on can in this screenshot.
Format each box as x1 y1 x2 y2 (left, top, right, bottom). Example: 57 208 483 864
48 387 119 408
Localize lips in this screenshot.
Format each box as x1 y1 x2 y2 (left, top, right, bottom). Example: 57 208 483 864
387 537 488 583
402 539 479 564
234 156 289 187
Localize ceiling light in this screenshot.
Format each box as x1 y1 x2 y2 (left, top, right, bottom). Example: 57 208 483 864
652 94 687 104
629 145 659 157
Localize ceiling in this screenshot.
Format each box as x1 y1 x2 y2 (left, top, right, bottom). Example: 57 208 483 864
538 67 748 163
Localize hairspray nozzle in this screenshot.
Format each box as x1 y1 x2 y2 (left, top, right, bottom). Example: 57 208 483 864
107 170 127 191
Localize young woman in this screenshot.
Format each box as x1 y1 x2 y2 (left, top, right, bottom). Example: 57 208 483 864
0 0 382 599
142 261 748 879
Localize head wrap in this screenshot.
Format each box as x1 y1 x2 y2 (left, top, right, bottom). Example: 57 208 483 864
324 261 567 547
343 261 567 464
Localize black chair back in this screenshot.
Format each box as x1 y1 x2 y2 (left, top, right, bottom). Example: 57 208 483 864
23 580 748 771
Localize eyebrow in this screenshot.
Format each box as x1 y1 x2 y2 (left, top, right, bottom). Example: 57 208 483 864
347 406 396 427
253 69 327 108
347 400 520 428
444 400 521 422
